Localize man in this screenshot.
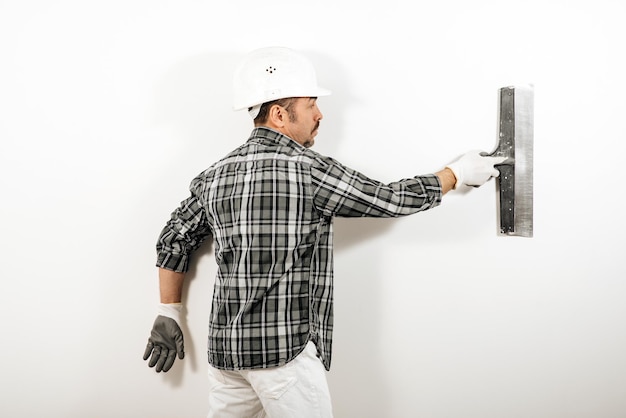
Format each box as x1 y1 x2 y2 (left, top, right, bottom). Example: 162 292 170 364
143 47 505 418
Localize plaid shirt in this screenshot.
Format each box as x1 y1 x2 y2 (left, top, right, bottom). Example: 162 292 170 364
156 127 442 371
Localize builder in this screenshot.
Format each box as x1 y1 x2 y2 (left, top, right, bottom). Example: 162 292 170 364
143 46 506 418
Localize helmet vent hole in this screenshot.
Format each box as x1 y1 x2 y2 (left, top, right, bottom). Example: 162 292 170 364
266 66 277 74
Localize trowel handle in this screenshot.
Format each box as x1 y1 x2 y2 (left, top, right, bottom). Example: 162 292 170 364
480 151 514 166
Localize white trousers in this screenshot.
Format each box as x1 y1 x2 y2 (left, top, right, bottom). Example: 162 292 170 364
207 341 333 418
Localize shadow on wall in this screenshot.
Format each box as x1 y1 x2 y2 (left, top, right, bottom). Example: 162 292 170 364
329 212 447 416
331 217 395 417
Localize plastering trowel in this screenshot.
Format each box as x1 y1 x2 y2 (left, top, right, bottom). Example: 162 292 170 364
485 85 534 237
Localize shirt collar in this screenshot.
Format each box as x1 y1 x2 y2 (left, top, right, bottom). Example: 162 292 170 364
248 127 303 149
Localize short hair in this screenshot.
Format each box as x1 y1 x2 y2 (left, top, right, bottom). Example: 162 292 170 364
252 97 298 125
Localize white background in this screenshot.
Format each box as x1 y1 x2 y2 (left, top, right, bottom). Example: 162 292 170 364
2 1 625 417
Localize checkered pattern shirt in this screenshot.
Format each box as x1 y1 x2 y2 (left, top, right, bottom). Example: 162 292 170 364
156 127 442 371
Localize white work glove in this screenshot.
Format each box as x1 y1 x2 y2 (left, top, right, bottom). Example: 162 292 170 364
143 303 185 373
446 150 508 188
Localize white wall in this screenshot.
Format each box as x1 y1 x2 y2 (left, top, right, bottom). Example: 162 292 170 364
2 1 625 417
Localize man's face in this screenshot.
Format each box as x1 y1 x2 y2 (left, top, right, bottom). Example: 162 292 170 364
282 97 323 148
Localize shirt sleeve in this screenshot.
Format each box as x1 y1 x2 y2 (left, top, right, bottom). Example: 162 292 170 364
156 177 213 273
310 155 443 218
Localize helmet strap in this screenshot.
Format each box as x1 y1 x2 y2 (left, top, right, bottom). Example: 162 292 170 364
248 104 262 119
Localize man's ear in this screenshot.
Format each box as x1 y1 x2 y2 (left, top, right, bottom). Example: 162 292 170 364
268 104 286 128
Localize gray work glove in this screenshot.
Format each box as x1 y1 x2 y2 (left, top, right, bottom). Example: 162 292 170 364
143 303 185 373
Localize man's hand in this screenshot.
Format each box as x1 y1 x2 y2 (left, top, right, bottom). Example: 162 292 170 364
143 304 185 373
446 150 508 188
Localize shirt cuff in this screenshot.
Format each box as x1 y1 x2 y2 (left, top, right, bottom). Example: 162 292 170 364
156 252 190 273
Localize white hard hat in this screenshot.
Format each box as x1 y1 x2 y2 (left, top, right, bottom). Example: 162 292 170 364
232 47 331 112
